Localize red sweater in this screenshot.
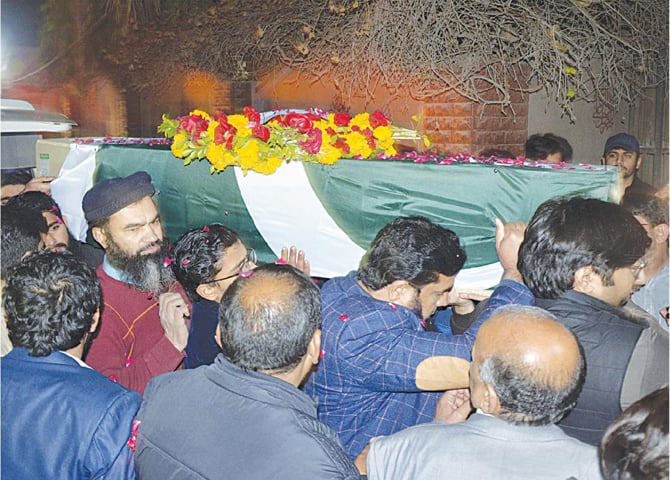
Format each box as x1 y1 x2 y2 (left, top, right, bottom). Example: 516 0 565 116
86 266 188 395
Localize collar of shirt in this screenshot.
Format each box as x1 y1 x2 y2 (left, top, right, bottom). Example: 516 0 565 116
59 350 92 369
102 255 137 286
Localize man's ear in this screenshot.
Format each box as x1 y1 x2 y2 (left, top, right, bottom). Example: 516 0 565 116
90 310 101 333
652 223 669 244
600 156 605 166
91 227 109 249
635 154 642 171
573 266 598 295
387 280 414 303
306 329 321 366
214 325 223 349
480 383 501 415
196 283 220 302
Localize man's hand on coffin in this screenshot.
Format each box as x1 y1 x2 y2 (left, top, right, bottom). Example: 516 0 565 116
495 218 526 282
280 246 311 276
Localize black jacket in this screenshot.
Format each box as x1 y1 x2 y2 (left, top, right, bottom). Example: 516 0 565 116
536 290 644 446
135 355 359 480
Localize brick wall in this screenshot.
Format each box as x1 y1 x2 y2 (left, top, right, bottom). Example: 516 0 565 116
422 88 528 157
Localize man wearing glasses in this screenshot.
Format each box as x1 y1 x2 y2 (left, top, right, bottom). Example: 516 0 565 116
170 224 310 368
518 196 668 445
82 171 191 395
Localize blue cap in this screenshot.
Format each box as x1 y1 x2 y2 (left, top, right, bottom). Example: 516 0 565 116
604 133 640 155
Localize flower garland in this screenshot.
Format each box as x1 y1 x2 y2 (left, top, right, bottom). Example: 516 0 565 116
158 107 426 175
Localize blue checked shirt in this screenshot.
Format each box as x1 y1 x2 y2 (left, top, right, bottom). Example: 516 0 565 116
304 272 533 459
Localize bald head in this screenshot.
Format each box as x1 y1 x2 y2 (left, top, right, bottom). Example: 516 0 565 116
218 263 321 373
472 305 585 425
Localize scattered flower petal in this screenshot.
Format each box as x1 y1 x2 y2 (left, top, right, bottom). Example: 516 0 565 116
127 419 140 451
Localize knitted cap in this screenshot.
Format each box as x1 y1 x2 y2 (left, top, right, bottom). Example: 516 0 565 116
82 171 155 224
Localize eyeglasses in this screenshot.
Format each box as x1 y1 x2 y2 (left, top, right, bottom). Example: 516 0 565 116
630 260 646 278
200 248 257 285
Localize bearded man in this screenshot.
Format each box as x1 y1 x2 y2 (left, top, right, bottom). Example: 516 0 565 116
82 171 190 394
304 216 532 460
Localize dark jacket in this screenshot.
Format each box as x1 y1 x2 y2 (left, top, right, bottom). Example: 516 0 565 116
2 348 141 479
184 299 221 369
135 355 359 480
69 237 104 270
625 175 656 198
536 291 645 445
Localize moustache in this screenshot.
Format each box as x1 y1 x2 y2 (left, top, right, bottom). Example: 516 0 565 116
139 241 163 255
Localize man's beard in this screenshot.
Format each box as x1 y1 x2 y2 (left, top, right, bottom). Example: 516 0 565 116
105 238 175 295
410 290 424 320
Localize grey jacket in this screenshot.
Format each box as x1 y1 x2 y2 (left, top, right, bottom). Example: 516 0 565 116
135 355 358 480
367 412 601 480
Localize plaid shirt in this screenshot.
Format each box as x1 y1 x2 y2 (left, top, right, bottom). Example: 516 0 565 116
304 272 532 459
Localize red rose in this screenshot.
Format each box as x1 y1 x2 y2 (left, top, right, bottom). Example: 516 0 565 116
282 112 313 133
178 114 209 140
299 128 322 154
243 106 260 125
369 110 389 128
362 128 376 148
333 136 350 154
333 112 351 127
213 111 227 123
213 119 236 145
252 125 271 142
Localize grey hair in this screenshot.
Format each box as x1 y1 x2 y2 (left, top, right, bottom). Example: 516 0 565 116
478 304 585 425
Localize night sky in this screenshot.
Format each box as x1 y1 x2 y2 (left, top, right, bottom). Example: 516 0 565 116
1 0 44 48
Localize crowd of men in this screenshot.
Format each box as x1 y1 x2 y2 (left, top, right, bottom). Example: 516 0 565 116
1 132 668 480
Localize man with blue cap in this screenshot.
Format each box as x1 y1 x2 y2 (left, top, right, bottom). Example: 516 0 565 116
601 132 655 198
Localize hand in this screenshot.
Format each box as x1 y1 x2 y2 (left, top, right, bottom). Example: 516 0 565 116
435 388 472 423
280 246 311 276
354 443 370 475
495 218 526 282
23 176 55 196
158 293 190 352
447 289 490 315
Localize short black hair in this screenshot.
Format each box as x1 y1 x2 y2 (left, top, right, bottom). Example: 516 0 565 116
218 263 321 373
600 386 669 479
4 251 102 356
1 168 33 187
524 133 563 161
171 224 240 302
1 205 45 279
544 134 573 162
518 196 650 299
6 190 63 219
358 216 466 290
